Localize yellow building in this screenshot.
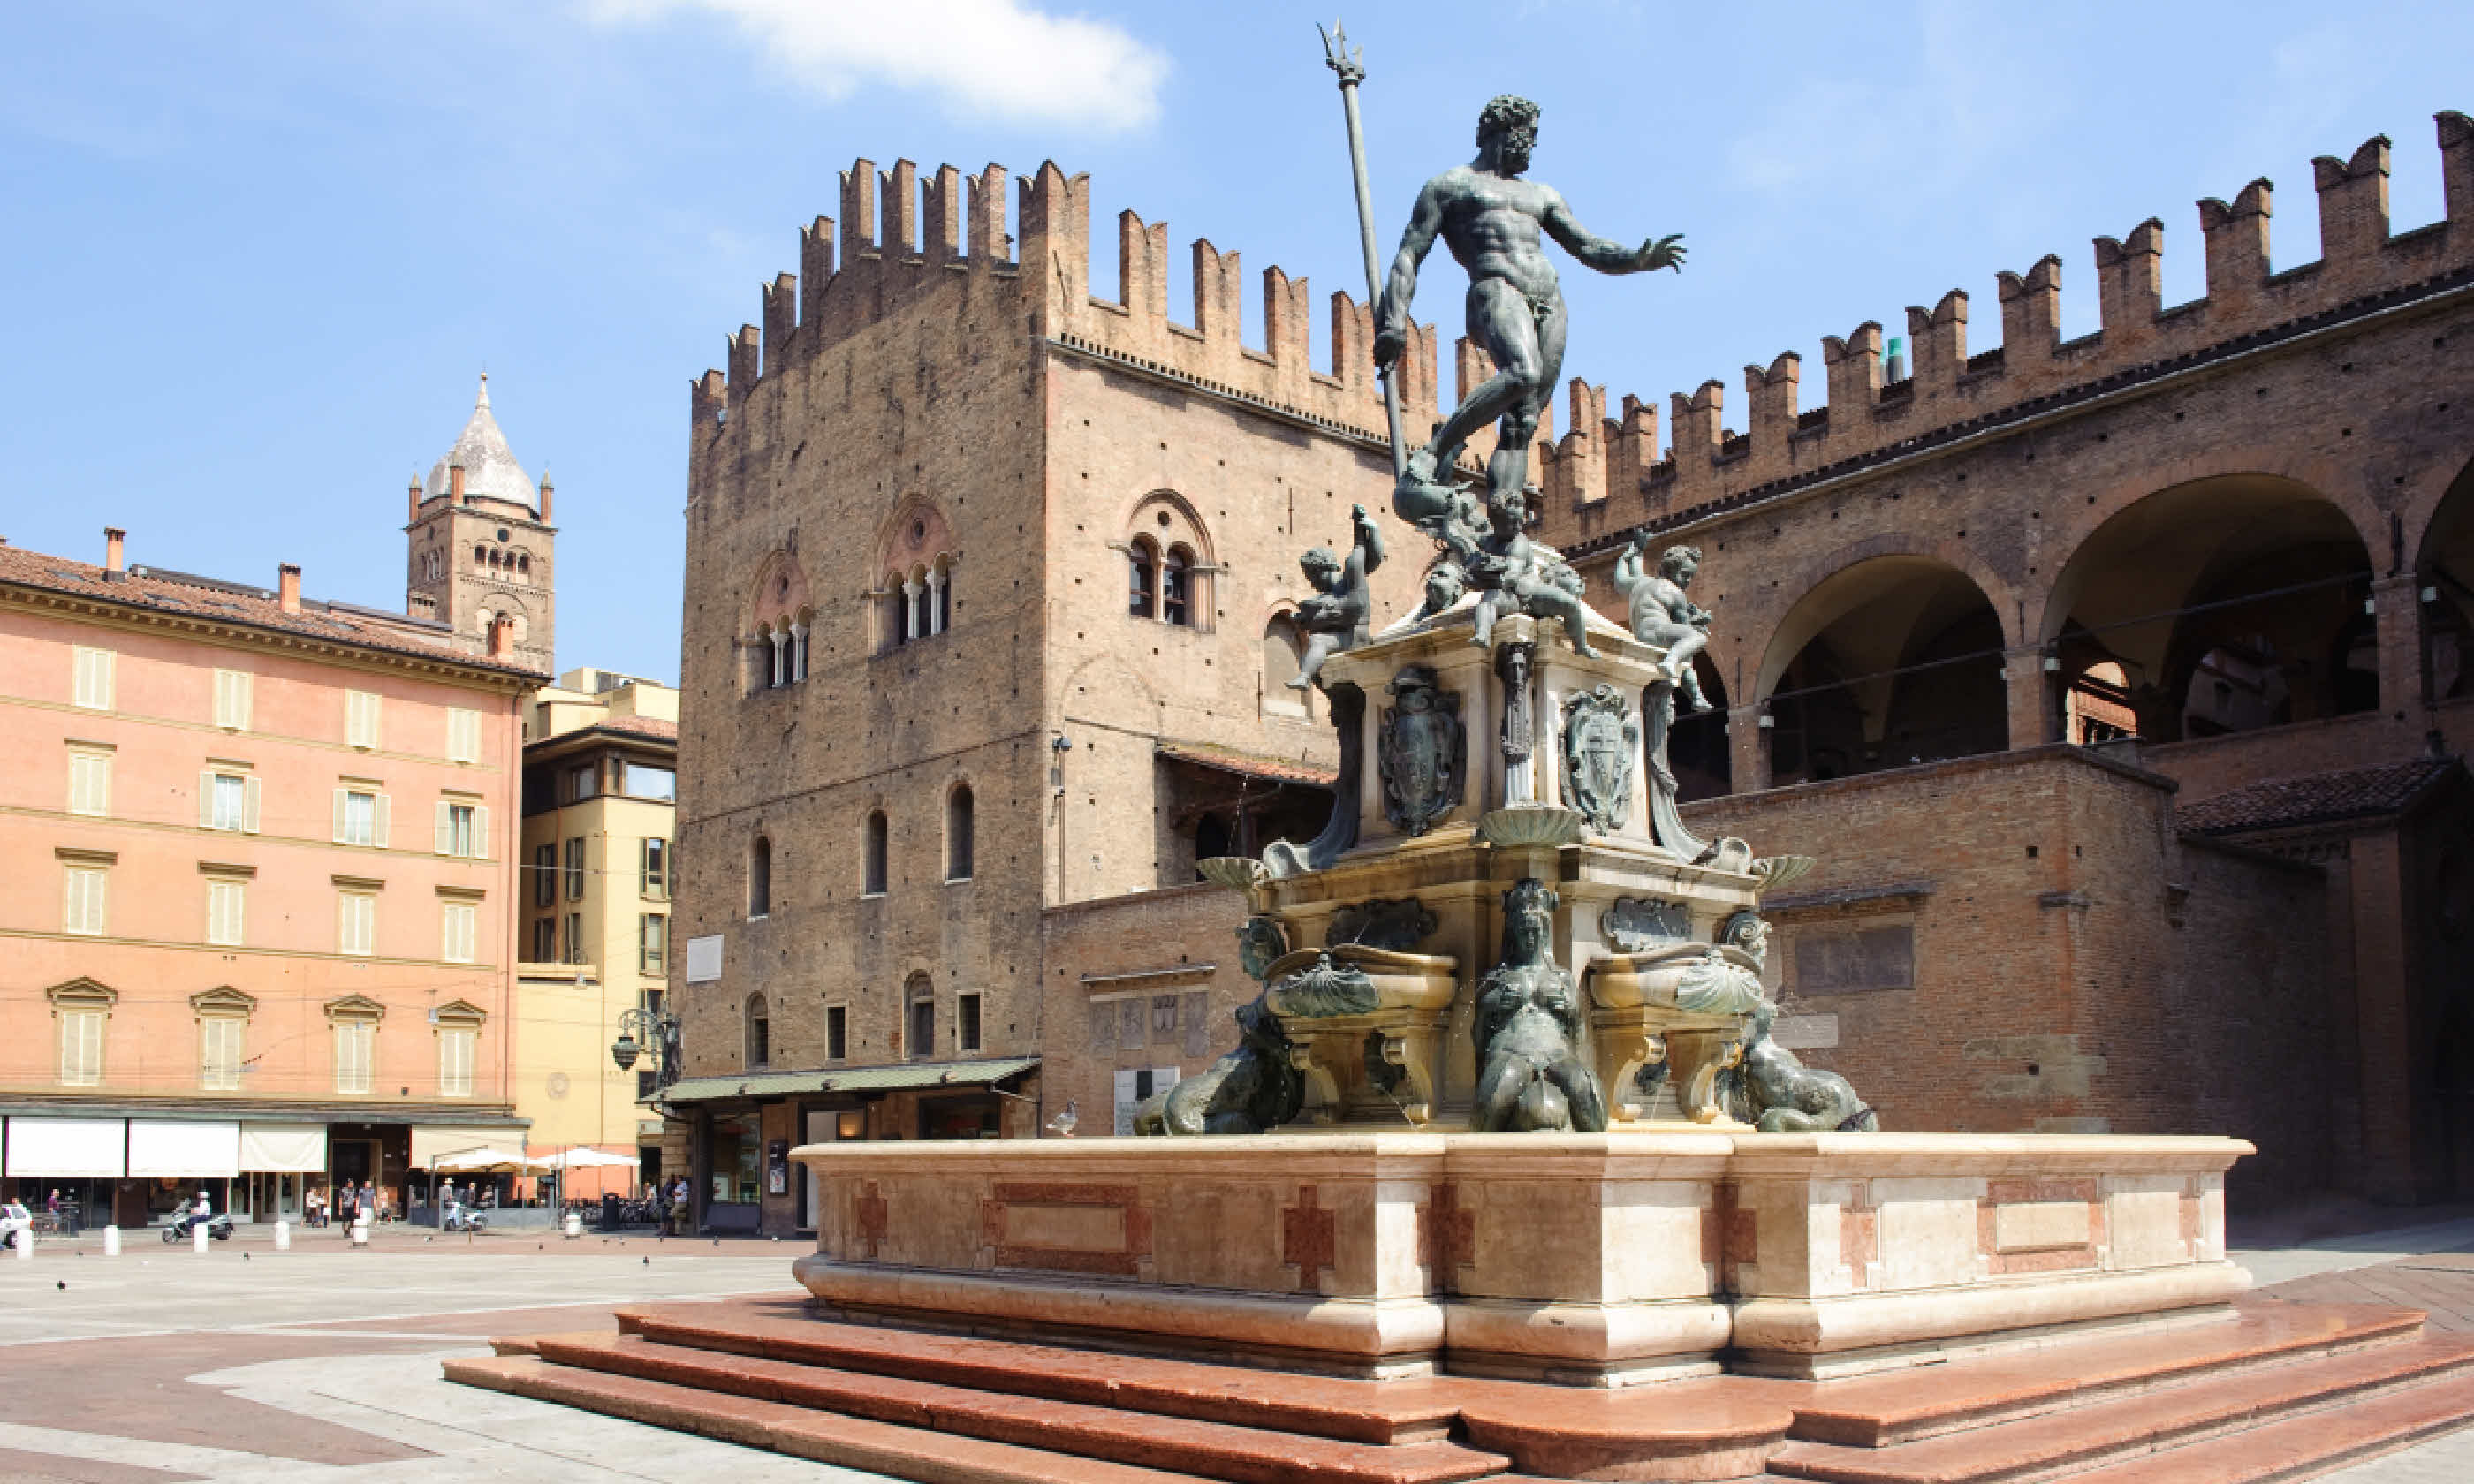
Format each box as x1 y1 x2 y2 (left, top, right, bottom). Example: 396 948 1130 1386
512 667 676 1193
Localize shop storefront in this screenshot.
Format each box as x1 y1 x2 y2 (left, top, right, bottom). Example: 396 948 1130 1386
652 1056 1038 1238
3 1113 524 1225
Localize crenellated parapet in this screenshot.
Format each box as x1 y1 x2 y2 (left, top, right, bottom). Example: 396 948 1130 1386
688 154 1443 446
1523 112 2474 540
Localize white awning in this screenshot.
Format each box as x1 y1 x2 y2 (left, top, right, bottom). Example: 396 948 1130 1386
239 1123 328 1172
412 1124 518 1164
127 1120 239 1177
4 1118 126 1177
429 1147 552 1175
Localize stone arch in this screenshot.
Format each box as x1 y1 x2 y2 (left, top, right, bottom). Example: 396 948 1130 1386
2412 451 2474 703
944 779 975 882
1755 550 2011 785
749 549 812 634
874 493 956 579
2040 473 2379 742
1261 606 1310 719
1124 490 1214 632
2032 450 2384 643
744 992 770 1069
1121 488 1217 565
1751 535 2021 701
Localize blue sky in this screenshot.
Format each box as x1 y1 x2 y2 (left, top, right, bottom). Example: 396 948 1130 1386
4 0 2468 683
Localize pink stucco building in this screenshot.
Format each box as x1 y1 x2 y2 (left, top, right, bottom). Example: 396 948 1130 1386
0 528 543 1228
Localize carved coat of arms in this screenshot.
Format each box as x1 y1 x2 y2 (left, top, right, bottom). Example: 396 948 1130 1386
1378 665 1463 836
1560 684 1638 834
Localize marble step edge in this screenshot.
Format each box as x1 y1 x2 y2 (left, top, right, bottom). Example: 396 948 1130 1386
2056 1369 2474 1484
611 1304 1463 1444
1790 1304 2432 1447
530 1330 1514 1484
1766 1335 2474 1484
444 1352 1219 1484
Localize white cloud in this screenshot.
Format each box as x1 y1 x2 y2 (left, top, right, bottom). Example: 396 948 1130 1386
585 0 1169 132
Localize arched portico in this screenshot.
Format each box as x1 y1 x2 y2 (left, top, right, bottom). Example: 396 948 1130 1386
1749 554 2009 787
2041 474 2378 746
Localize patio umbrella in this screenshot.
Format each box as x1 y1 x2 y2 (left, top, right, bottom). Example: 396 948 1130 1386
543 1148 640 1170
428 1147 554 1175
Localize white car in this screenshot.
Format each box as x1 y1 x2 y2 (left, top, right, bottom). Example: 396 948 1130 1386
0 1203 30 1249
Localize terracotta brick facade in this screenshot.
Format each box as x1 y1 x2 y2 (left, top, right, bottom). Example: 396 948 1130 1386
672 116 2474 1225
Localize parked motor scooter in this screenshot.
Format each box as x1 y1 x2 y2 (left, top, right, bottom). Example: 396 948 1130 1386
163 1210 235 1243
442 1204 488 1234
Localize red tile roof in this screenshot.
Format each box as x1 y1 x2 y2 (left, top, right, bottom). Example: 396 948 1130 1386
1155 740 1337 788
2176 757 2460 836
0 543 545 680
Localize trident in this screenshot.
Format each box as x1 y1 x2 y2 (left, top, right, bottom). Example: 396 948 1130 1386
1319 20 1408 480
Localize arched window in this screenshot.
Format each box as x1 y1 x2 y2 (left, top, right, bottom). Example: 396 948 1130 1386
1263 615 1309 716
863 810 888 895
516 554 529 575
945 785 974 882
1162 546 1192 626
932 556 952 634
745 994 770 1069
766 623 788 688
748 836 772 918
1127 538 1158 618
792 608 812 682
905 973 934 1060
474 545 488 564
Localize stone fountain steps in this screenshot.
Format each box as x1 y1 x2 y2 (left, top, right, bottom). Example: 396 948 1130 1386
468 1328 1514 1484
1782 1302 2432 1447
1763 1327 2474 1484
447 1297 2474 1484
444 1352 1222 1484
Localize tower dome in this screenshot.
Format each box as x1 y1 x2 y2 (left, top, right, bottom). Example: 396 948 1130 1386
423 374 536 509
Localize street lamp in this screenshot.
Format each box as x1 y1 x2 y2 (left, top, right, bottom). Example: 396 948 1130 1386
611 1005 683 1094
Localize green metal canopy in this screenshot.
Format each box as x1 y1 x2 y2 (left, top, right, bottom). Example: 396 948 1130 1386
653 1056 1039 1106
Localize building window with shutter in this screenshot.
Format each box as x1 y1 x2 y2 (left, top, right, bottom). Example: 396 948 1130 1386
863 811 888 896
59 1009 104 1086
640 912 667 973
446 708 482 763
333 785 388 847
205 877 247 947
438 1027 476 1096
345 690 383 749
565 837 585 898
441 900 478 964
66 746 112 816
531 916 556 963
435 799 484 859
213 669 253 731
826 1004 847 1062
201 769 258 833
564 912 584 964
533 843 556 905
199 1013 246 1091
332 1018 374 1094
63 864 109 935
959 993 983 1054
908 994 935 1062
49 981 113 1087
72 646 116 710
337 890 376 957
641 837 669 899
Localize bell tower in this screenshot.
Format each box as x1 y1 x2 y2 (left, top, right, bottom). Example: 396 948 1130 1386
404 374 557 671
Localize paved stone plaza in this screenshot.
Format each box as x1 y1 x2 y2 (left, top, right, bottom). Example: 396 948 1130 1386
0 1220 2469 1483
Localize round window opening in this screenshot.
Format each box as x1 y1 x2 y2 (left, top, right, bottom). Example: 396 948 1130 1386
1157 511 1172 526
911 519 927 543
496 528 510 541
